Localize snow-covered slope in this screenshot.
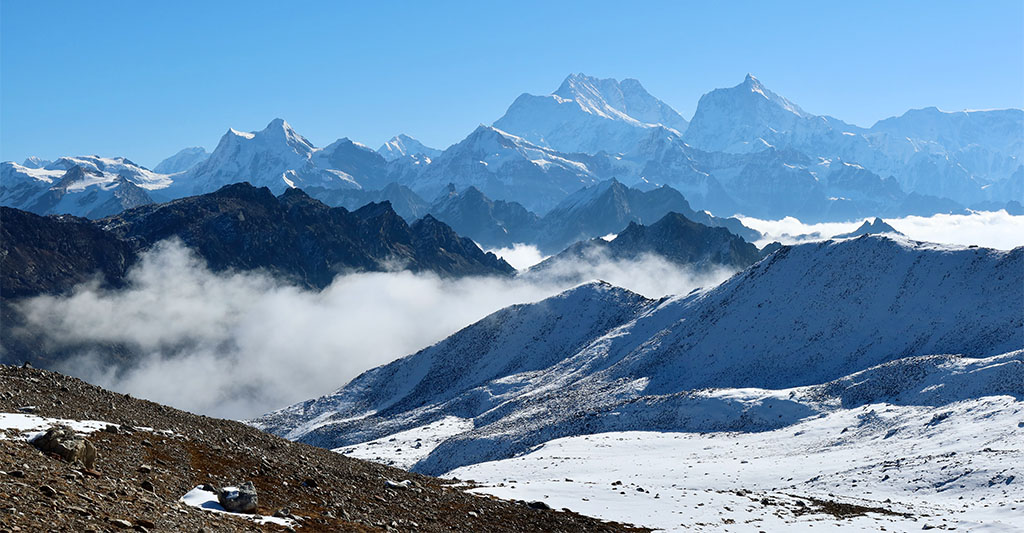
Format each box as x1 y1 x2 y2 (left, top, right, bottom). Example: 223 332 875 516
377 134 441 162
452 393 1024 532
252 236 1022 476
494 73 688 155
0 156 170 218
153 146 209 174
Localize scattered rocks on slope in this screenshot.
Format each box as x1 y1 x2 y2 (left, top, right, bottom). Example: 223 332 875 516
0 364 648 532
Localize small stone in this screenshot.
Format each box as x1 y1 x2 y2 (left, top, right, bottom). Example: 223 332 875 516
101 425 119 434
134 519 156 529
109 519 132 528
140 439 152 447
140 480 155 492
8 470 25 478
527 501 551 510
39 485 58 497
468 511 479 518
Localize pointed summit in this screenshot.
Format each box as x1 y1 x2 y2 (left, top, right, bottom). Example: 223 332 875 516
494 73 687 155
683 74 812 153
377 134 441 161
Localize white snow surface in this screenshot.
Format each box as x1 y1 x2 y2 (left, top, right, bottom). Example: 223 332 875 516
333 416 473 470
0 412 117 441
452 396 1024 532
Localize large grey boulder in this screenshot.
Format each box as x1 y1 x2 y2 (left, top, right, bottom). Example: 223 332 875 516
217 481 258 514
31 425 97 470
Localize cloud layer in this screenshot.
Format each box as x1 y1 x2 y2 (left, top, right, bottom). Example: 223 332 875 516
737 210 1024 250
17 240 731 419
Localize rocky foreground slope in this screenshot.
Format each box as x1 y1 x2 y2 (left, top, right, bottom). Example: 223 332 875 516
0 365 645 532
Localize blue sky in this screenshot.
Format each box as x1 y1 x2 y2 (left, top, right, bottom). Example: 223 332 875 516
2 1 1022 167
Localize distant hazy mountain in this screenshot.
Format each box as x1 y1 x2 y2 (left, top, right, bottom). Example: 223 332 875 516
6 73 1019 224
833 217 903 239
418 179 759 253
378 134 441 162
153 146 209 174
253 236 1022 474
427 184 541 249
494 73 688 155
683 74 1022 207
535 178 760 253
307 182 430 222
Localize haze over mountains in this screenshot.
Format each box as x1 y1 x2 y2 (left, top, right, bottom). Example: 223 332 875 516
4 73 1020 227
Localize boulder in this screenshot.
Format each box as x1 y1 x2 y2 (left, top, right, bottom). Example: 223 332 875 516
31 425 97 469
217 481 258 514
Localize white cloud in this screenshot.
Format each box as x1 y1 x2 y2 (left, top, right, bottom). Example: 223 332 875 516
17 239 732 420
485 243 548 270
737 210 1024 250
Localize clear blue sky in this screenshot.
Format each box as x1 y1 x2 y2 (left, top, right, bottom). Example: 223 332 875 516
2 0 1022 168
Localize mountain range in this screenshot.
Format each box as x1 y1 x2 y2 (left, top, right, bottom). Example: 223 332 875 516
1 183 514 301
5 73 1020 226
252 235 1023 475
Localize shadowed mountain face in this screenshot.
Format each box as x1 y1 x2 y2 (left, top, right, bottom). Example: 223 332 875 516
832 217 903 238
98 183 515 287
532 212 762 274
1 183 513 299
0 208 136 298
417 180 760 254
426 184 542 249
533 179 761 254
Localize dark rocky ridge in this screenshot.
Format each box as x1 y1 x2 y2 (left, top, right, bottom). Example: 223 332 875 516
532 211 762 273
0 364 647 532
99 182 514 289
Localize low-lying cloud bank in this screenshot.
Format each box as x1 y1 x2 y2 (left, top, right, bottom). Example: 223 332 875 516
16 240 732 420
737 210 1024 250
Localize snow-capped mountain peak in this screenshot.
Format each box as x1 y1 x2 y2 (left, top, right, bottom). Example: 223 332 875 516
378 134 441 162
493 73 688 155
175 119 358 196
